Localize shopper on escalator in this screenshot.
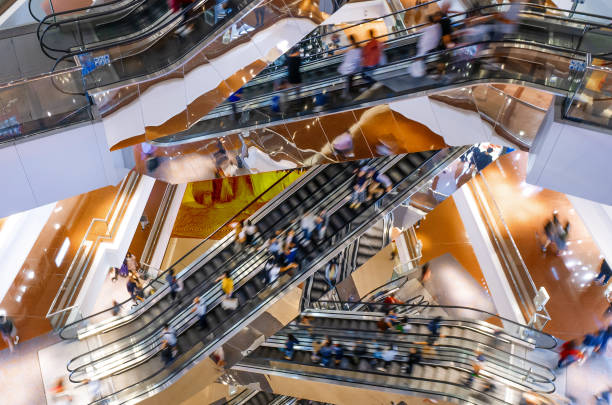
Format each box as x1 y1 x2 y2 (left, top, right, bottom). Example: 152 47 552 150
191 296 208 331
161 324 178 365
284 333 299 360
338 35 362 98
405 347 422 375
426 316 443 345
286 46 302 96
243 219 259 246
317 340 334 367
332 342 344 366
374 345 398 372
351 340 367 366
362 29 384 86
349 167 370 209
301 211 317 242
216 271 234 298
165 268 180 301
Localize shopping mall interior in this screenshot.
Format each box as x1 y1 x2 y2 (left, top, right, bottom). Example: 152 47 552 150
0 0 610 403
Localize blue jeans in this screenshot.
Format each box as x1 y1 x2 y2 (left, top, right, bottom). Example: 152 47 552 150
302 227 312 241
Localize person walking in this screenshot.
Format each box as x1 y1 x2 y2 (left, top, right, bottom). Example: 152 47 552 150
361 29 383 85
595 259 612 286
165 269 180 300
243 220 258 246
338 35 362 98
556 340 583 369
301 211 317 241
286 46 302 95
0 315 19 352
427 316 443 345
375 345 398 372
191 297 208 330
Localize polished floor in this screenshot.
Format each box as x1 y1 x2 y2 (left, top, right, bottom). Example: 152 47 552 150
480 151 610 340
0 186 118 351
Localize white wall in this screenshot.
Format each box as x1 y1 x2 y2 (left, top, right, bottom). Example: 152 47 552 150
0 202 55 303
322 0 392 25
0 0 36 29
527 106 612 205
0 122 130 218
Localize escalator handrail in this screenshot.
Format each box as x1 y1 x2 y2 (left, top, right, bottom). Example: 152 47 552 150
254 341 554 393
67 158 383 378
88 150 457 404
59 168 298 339
312 300 558 349
277 320 556 383
235 361 512 405
30 0 140 23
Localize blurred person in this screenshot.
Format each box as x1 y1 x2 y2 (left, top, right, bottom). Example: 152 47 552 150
191 296 208 330
338 35 362 98
349 167 369 209
325 256 340 288
265 256 298 284
595 259 612 286
409 13 441 77
556 340 583 369
367 170 393 200
284 333 299 360
382 293 404 313
332 342 344 366
419 262 432 283
318 340 334 367
286 46 302 95
469 146 494 172
311 339 323 363
540 211 570 255
254 6 265 27
314 210 328 242
378 309 401 332
227 87 243 122
581 332 603 360
232 221 246 252
170 0 196 36
243 220 258 246
111 300 121 316
50 377 73 404
492 0 522 39
351 340 367 366
127 275 143 303
463 350 486 386
0 315 19 352
596 324 612 354
374 345 398 371
126 252 139 273
427 316 443 345
212 346 225 367
284 229 296 251
165 268 180 301
405 347 422 375
332 131 355 159
595 389 611 405
361 29 384 85
216 271 234 298
301 211 317 241
161 324 178 349
160 340 175 366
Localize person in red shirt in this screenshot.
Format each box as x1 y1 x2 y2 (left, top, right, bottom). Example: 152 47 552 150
361 29 384 85
556 340 583 369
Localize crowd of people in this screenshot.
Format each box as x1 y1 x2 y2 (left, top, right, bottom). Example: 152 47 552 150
282 312 448 377
349 162 393 209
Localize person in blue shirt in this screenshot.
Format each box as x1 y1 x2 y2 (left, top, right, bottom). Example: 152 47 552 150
318 341 333 367
283 334 299 360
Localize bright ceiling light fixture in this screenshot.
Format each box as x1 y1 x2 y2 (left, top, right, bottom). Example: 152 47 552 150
55 237 70 267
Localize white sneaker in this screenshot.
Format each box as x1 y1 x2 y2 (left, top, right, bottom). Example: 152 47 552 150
13 335 19 345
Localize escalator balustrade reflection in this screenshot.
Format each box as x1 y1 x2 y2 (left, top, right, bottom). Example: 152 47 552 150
236 303 558 405
155 3 612 145
67 149 463 404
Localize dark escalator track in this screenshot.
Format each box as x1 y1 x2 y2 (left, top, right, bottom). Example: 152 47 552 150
75 149 465 404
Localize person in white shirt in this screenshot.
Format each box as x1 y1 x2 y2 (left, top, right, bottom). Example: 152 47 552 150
243 220 258 245
191 297 208 330
301 212 317 241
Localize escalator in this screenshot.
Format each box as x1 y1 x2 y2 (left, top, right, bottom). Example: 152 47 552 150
304 215 391 303
233 303 558 404
152 3 612 147
63 148 467 404
33 0 328 89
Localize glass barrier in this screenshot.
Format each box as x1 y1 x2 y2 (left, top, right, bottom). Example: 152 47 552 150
565 63 612 129
0 69 91 145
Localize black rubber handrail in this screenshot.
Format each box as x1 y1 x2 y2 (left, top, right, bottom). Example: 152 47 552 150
313 300 558 349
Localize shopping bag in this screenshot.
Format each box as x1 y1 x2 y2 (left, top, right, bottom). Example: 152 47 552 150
221 297 238 310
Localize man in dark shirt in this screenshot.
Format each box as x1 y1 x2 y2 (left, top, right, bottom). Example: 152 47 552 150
471 147 494 172
595 259 612 286
286 46 302 91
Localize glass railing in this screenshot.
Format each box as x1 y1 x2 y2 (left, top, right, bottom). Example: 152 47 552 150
467 171 552 331
0 68 91 146
564 56 612 129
